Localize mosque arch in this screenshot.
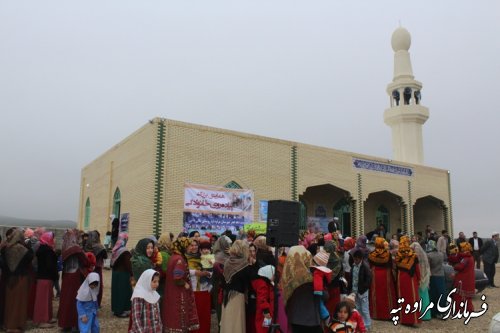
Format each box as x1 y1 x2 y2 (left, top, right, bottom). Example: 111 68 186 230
224 181 242 189
413 195 447 235
299 184 354 237
113 187 121 218
364 191 404 238
84 197 91 230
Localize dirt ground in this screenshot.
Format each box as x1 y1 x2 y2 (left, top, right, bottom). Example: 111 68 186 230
21 264 500 332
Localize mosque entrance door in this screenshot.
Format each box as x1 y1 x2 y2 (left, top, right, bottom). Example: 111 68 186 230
334 198 351 237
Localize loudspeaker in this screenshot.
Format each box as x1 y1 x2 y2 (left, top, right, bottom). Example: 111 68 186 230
266 200 300 247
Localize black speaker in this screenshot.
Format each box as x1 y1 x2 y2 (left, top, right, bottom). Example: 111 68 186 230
266 200 300 247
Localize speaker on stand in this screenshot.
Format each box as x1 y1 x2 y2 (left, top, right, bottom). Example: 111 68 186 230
265 200 300 333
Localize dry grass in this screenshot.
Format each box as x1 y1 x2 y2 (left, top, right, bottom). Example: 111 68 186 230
20 265 500 332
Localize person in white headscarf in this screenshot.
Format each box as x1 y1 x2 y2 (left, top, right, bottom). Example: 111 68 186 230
130 269 163 333
251 265 276 333
76 272 100 333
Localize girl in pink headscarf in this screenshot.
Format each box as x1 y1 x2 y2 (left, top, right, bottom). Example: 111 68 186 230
33 232 58 328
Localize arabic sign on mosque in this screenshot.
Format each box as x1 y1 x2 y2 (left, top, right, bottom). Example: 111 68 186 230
183 183 254 234
352 158 414 177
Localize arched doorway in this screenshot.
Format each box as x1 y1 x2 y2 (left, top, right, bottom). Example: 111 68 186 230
84 198 91 230
300 184 353 236
364 191 404 238
113 188 121 218
413 196 447 235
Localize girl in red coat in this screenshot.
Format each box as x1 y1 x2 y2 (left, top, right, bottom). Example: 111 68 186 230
251 265 275 333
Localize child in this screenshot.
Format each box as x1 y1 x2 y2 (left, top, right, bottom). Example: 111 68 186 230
130 269 163 333
328 301 355 333
251 265 275 333
349 250 372 331
310 250 332 323
343 294 367 333
199 240 214 291
76 272 100 333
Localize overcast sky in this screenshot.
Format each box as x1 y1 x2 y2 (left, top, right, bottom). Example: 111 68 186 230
1 1 499 237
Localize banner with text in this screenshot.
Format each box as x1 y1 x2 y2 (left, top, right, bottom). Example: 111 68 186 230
184 183 254 234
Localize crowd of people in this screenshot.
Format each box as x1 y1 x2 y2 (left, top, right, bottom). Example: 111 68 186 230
0 222 498 333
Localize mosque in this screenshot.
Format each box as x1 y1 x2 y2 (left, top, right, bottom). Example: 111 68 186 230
78 27 453 245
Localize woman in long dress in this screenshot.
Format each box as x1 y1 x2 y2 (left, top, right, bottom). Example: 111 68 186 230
368 237 396 321
110 233 133 317
395 235 421 326
186 239 211 333
324 239 343 318
426 240 447 318
211 235 232 325
33 232 58 328
162 237 200 332
282 245 322 333
1 229 34 332
85 230 107 307
58 229 89 331
220 240 251 333
452 242 475 314
410 241 431 321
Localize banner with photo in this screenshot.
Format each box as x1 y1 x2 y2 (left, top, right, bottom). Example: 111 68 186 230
184 183 254 234
307 217 330 233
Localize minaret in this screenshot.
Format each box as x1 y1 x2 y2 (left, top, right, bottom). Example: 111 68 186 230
384 27 429 165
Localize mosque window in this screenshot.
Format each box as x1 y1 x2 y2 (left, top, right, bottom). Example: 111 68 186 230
224 181 242 189
414 90 421 104
404 87 412 105
84 198 91 230
113 187 121 218
392 90 400 106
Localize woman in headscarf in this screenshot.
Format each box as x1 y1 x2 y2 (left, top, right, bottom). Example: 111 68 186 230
395 235 421 326
220 240 251 333
185 238 211 333
410 241 431 321
253 235 276 268
426 239 447 318
211 235 232 324
33 232 58 328
156 233 172 300
452 242 475 315
324 240 343 318
282 245 321 333
85 230 107 306
58 229 89 332
110 233 133 318
354 235 369 259
342 237 356 284
367 237 396 321
131 238 154 282
162 237 199 332
0 228 34 332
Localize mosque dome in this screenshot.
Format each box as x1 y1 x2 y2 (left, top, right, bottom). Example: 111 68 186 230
391 27 411 52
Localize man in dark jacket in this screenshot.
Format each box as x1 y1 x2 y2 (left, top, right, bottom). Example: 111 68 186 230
469 231 484 269
349 249 372 330
480 232 499 288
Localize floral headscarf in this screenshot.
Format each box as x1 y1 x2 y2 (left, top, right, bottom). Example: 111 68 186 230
368 237 390 264
4 229 29 272
459 241 472 254
281 245 313 305
395 236 417 271
323 240 342 278
111 233 129 267
172 237 191 257
85 231 105 257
